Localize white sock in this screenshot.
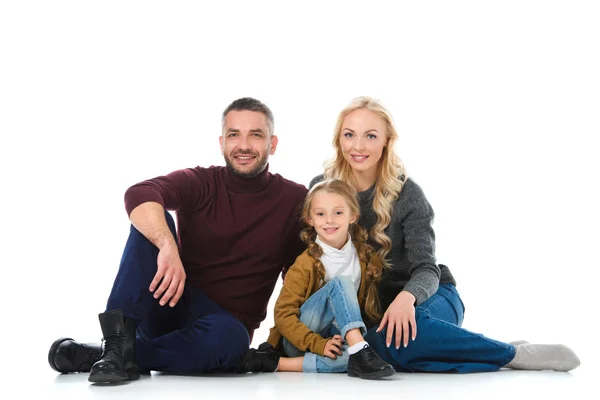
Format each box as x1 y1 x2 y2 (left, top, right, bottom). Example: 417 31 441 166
348 341 369 355
505 343 580 372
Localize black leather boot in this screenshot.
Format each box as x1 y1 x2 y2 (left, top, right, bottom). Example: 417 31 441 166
347 345 395 379
88 309 140 383
123 316 140 380
235 342 280 373
48 338 102 373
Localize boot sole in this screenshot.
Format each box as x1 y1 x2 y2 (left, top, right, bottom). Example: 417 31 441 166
126 367 141 380
88 370 129 383
348 366 395 380
48 337 73 373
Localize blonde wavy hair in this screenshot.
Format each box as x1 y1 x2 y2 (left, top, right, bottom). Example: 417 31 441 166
324 96 407 267
300 179 385 324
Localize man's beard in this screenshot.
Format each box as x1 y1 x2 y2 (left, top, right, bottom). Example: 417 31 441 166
224 150 269 179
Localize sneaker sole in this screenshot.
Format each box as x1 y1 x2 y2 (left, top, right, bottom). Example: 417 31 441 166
48 337 73 373
348 366 395 380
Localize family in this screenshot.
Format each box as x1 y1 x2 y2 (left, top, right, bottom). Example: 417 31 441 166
48 97 580 383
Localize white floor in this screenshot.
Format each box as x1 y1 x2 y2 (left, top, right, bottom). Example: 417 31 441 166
20 364 595 399
3 2 599 399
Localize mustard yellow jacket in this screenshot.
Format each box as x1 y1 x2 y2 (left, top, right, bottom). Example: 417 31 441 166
266 242 381 356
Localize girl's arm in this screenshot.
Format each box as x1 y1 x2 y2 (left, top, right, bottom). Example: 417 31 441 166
274 262 329 356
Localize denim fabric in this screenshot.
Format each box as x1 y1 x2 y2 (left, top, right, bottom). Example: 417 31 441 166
106 211 250 372
283 276 366 373
365 283 516 373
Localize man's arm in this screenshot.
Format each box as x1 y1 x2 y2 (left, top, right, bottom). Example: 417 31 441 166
129 201 177 249
128 201 187 308
123 167 210 307
124 167 208 216
124 168 208 308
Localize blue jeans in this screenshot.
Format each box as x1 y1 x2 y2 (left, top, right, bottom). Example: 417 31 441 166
365 284 516 373
283 276 366 373
105 212 250 373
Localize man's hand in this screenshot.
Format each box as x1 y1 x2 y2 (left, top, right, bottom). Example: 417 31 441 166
323 334 344 359
376 291 417 348
149 241 186 307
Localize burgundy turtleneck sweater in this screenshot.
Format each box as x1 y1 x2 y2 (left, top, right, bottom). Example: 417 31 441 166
124 165 308 337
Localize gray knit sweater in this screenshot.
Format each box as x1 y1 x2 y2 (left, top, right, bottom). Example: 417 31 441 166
309 175 456 310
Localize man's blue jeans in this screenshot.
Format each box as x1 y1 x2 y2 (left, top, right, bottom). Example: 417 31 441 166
365 283 516 373
283 276 366 373
105 211 250 373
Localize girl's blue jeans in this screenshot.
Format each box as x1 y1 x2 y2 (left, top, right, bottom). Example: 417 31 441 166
283 276 366 373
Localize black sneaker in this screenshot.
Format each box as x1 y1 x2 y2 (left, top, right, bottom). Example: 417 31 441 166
235 342 280 373
348 345 395 379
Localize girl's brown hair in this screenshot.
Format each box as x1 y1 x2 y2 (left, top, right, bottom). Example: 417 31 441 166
300 178 387 324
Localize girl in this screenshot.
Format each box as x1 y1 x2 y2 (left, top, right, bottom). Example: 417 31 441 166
236 179 395 379
308 96 580 373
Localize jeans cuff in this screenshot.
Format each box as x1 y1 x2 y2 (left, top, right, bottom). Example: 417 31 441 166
340 321 367 339
502 344 518 367
302 352 318 373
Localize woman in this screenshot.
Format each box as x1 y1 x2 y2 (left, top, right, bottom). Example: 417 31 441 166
308 96 579 373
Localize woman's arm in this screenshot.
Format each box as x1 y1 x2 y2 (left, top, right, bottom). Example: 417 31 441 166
400 198 441 305
395 179 442 305
378 180 441 348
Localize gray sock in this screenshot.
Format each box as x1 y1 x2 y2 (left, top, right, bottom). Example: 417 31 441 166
505 343 580 372
509 340 529 346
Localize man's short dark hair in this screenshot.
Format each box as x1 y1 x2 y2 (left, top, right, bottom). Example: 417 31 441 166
222 97 274 136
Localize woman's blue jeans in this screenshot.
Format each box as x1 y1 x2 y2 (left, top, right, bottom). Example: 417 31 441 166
283 276 366 373
365 283 516 373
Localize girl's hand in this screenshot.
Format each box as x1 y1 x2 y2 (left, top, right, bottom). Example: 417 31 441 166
323 334 344 359
376 291 417 348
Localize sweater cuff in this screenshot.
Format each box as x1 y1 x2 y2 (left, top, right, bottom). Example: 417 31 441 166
124 191 165 216
402 282 431 306
310 336 329 356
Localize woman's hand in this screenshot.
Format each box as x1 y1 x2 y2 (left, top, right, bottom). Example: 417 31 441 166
323 334 344 359
376 291 417 348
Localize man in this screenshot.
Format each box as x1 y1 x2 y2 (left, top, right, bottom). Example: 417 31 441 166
48 98 308 383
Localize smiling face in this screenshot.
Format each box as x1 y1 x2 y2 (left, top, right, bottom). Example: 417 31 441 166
219 110 278 178
306 190 357 249
338 108 388 177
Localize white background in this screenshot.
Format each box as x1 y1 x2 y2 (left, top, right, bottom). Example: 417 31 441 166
1 0 599 389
